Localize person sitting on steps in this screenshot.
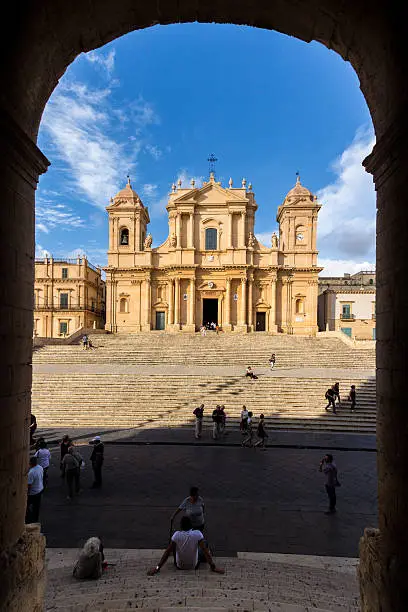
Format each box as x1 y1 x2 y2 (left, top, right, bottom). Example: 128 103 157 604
245 366 258 380
73 536 107 579
147 516 224 575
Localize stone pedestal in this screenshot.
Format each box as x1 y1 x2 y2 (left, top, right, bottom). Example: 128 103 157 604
0 524 46 612
234 324 248 333
182 324 196 333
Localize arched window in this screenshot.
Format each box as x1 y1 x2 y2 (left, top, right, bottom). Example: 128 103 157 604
119 298 129 313
295 298 304 314
205 228 217 250
369 278 374 285
120 228 129 245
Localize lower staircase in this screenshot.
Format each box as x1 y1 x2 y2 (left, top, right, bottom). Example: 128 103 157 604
45 549 360 611
32 373 376 433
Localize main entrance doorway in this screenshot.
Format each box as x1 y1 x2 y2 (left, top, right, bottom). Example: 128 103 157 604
155 311 165 330
202 298 218 327
256 312 266 331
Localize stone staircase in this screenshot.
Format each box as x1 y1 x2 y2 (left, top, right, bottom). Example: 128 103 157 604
45 549 360 611
32 333 376 369
32 373 376 433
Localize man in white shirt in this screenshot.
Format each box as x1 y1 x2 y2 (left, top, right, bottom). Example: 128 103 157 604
26 456 44 523
147 517 224 575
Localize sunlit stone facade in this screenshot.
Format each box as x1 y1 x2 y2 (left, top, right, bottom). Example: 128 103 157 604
34 257 105 337
104 173 321 334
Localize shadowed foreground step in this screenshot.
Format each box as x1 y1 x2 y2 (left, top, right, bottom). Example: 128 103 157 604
45 549 360 611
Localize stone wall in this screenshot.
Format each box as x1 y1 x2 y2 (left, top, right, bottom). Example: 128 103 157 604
359 528 382 612
0 524 46 612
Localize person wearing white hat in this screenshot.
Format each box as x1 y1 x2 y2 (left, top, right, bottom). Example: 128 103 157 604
89 436 104 489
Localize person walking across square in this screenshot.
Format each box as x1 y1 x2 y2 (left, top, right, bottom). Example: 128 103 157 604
319 454 340 514
26 456 44 523
254 414 268 448
193 404 204 439
90 436 104 488
324 387 337 414
332 382 341 405
348 385 356 411
240 406 249 433
34 438 51 488
212 406 223 440
242 412 254 447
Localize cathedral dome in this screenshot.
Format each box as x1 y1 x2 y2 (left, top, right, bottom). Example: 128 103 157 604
285 175 313 200
114 177 141 201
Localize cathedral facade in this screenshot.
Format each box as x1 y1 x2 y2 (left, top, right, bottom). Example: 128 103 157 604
104 172 321 334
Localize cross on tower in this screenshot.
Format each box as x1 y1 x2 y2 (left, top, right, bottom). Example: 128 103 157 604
207 153 218 177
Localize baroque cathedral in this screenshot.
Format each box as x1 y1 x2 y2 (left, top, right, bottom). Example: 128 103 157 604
104 172 322 334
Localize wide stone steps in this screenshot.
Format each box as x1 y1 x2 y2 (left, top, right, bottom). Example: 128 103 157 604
32 374 376 432
45 550 360 611
32 334 375 369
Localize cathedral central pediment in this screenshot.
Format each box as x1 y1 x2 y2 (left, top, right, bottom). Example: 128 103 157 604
173 181 247 206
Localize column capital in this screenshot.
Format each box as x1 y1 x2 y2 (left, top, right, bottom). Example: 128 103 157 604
0 109 50 186
363 115 407 189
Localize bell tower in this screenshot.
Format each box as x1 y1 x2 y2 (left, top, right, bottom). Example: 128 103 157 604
276 174 320 268
106 177 150 267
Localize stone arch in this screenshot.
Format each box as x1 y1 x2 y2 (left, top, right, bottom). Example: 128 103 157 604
1 4 408 611
119 226 130 246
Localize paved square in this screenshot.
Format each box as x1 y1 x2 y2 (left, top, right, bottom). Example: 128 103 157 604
40 443 377 557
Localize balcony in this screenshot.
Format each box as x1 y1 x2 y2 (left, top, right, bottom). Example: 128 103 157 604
34 304 105 317
340 313 355 321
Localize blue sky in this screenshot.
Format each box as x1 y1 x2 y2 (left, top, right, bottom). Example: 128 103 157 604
36 23 376 275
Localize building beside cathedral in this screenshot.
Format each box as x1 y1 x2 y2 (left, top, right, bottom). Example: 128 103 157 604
104 172 322 334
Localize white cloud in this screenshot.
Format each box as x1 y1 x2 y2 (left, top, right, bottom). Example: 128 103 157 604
35 244 52 258
40 81 139 208
317 127 376 260
145 144 162 160
142 183 158 197
176 171 204 190
85 49 116 76
318 258 375 277
64 247 107 268
36 199 86 234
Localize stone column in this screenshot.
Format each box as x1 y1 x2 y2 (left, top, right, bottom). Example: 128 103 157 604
240 212 246 248
357 121 408 612
142 277 151 331
269 273 278 333
167 279 174 326
188 213 194 248
228 213 233 248
238 277 247 331
248 274 254 330
224 277 232 331
186 278 195 330
176 213 181 248
174 277 180 328
0 112 49 611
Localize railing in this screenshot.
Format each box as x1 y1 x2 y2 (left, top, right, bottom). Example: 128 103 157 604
340 313 355 321
34 305 105 316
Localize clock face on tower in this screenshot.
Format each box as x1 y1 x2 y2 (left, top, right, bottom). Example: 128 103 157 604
296 233 304 242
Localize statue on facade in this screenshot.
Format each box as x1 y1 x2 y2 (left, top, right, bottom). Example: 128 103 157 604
169 233 177 248
271 232 278 248
144 233 153 249
248 232 256 248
